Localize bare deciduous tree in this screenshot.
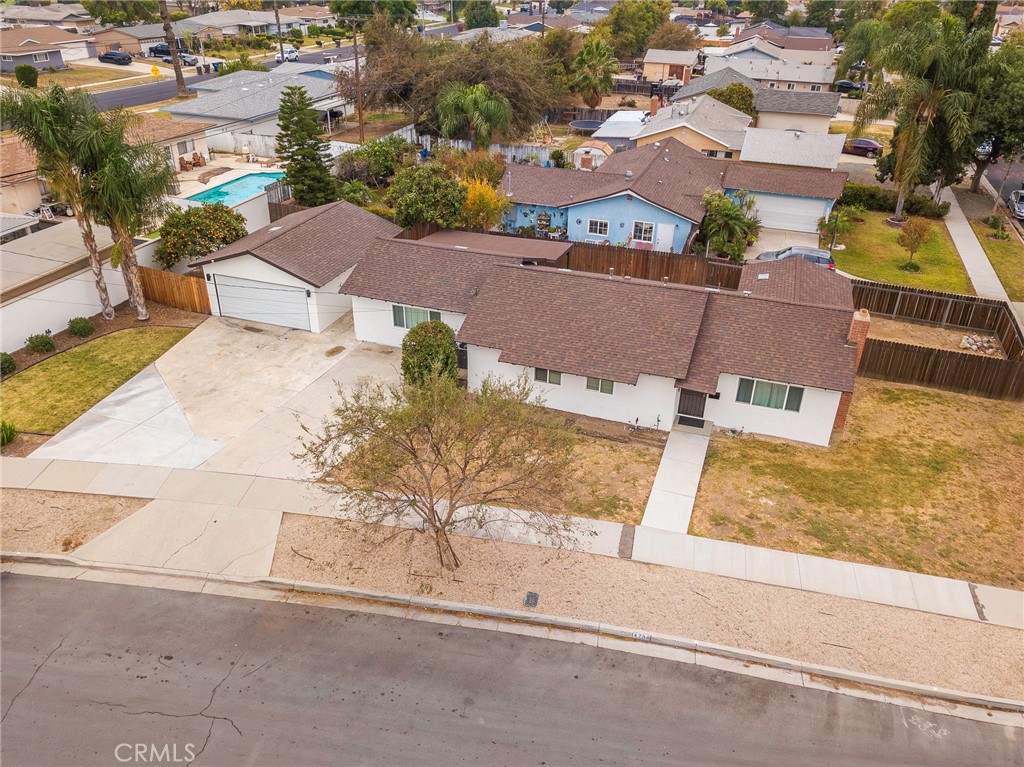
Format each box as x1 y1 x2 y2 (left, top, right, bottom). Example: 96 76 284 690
299 373 584 570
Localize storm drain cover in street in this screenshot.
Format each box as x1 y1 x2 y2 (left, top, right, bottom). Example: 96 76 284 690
524 591 539 608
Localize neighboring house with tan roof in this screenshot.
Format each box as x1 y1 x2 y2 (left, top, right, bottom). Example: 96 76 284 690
0 26 95 72
702 37 835 67
0 136 50 216
93 21 223 56
341 234 864 445
572 140 614 170
190 201 402 333
642 49 700 83
504 138 848 247
734 20 834 51
278 4 337 25
633 94 752 156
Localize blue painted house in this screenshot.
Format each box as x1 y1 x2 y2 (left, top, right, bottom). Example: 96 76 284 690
504 139 848 249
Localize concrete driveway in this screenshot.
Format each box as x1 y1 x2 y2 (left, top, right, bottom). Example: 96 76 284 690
32 314 401 479
744 228 821 261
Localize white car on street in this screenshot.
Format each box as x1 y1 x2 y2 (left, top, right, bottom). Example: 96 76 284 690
275 47 299 63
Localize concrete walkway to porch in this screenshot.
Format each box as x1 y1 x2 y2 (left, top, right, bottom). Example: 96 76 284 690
640 429 709 534
2 456 1021 630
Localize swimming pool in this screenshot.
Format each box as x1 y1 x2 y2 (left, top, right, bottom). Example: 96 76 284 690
187 172 285 206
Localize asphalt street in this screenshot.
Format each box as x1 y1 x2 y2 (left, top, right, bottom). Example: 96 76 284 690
986 158 1024 205
2 575 1019 767
92 45 356 111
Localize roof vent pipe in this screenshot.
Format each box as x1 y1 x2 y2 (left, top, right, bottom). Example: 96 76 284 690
625 170 633 180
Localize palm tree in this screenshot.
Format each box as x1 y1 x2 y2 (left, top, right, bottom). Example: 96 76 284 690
700 190 761 261
1 85 116 319
854 15 994 221
436 83 512 149
572 38 618 109
158 0 187 98
83 110 176 321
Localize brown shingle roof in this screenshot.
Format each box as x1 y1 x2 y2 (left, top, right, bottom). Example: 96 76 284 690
342 238 515 314
738 258 853 310
415 230 570 263
0 26 89 52
506 12 581 27
457 265 709 384
128 114 215 145
680 291 856 393
0 137 37 183
190 201 401 287
722 161 847 199
507 138 847 223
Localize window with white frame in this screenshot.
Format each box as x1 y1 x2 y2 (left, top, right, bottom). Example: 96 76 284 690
786 82 795 90
810 84 822 92
33 52 49 62
535 368 562 385
702 149 734 159
1 55 12 62
392 304 441 329
176 140 195 155
768 82 777 89
587 219 609 237
586 377 614 395
632 221 654 243
736 377 804 412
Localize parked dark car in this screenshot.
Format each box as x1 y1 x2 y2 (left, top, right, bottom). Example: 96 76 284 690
149 42 188 57
1009 190 1024 221
98 50 133 65
835 79 866 94
755 246 836 270
162 53 198 65
843 137 884 158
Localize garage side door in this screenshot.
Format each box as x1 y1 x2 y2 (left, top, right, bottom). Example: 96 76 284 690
750 194 825 233
213 274 310 331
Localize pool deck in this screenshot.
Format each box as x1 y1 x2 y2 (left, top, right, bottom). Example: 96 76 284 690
175 156 282 200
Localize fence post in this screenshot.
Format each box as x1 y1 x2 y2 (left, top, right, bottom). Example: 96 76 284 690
940 296 953 328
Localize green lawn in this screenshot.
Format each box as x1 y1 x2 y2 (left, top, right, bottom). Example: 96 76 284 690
832 211 974 294
0 327 190 433
969 221 1024 301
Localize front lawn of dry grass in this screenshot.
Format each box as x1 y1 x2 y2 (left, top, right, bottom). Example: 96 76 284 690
689 378 1024 588
833 211 974 294
0 64 142 89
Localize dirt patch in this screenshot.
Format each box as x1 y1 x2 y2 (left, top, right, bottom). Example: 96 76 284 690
271 514 1024 700
567 435 661 525
328 116 412 143
0 489 146 554
690 378 1024 589
5 300 206 379
868 317 1007 358
0 433 49 458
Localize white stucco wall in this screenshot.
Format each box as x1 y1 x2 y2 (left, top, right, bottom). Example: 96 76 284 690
232 192 271 233
703 373 841 446
2 264 130 353
467 345 678 431
350 295 466 347
311 267 353 333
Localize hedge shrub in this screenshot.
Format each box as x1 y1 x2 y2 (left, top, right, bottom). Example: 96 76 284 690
68 316 95 338
837 183 950 219
0 352 15 377
401 320 458 385
14 65 38 88
25 333 55 354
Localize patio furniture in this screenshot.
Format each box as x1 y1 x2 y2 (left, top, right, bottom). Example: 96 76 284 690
178 156 194 171
191 152 207 167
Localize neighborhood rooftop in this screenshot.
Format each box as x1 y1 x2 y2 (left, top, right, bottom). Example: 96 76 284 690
703 57 836 84
740 128 845 170
753 89 842 116
669 67 760 101
189 201 401 287
635 95 750 148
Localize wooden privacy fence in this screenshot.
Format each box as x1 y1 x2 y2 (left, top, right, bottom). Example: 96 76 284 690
139 266 211 315
566 242 742 289
852 280 1024 361
858 339 1024 401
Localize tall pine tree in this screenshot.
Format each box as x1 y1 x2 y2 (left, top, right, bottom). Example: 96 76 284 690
275 86 339 207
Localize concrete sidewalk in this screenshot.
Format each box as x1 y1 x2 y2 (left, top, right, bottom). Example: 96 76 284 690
3 456 1021 630
941 188 1013 302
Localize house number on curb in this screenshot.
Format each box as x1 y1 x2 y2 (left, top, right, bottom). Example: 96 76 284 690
632 632 652 641
524 591 539 608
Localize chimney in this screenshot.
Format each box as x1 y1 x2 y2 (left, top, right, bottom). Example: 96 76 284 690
650 96 659 117
833 309 871 435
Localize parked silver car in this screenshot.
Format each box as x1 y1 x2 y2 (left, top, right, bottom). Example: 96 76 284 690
755 245 836 270
1009 189 1024 221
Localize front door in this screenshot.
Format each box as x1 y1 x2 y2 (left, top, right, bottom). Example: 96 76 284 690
655 222 674 252
677 389 707 428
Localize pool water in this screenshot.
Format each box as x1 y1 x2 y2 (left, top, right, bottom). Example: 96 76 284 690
187 172 285 206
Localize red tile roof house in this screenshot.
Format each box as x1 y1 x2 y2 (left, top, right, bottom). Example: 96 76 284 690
343 232 868 446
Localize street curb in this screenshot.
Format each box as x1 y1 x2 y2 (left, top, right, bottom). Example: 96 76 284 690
3 551 1022 716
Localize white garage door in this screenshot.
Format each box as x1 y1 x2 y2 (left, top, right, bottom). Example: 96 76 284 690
213 274 310 330
750 194 826 233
